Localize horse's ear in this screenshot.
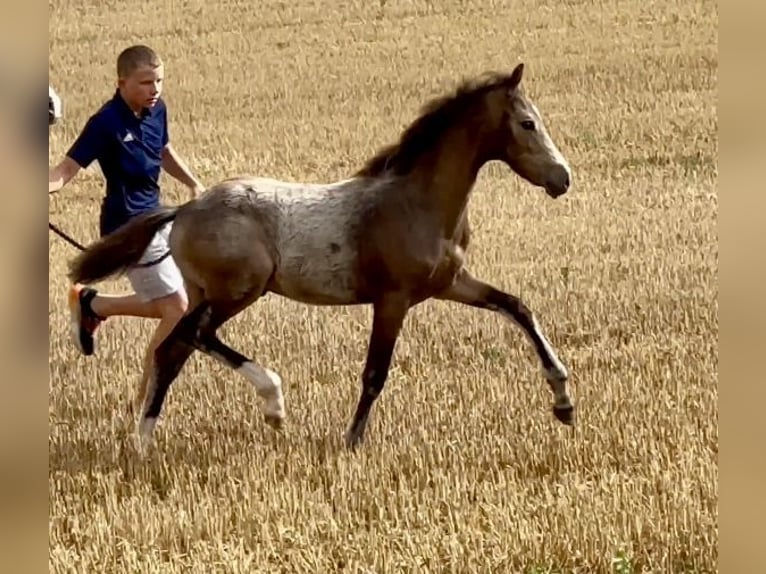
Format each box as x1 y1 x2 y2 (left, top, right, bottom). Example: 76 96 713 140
508 63 524 91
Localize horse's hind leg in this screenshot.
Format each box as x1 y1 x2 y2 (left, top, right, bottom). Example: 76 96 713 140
196 292 286 429
131 282 203 416
137 300 209 450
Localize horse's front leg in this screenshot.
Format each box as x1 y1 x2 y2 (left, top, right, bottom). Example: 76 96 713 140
345 292 410 449
436 269 574 424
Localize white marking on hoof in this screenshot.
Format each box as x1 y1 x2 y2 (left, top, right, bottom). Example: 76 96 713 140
493 306 572 409
237 362 286 421
530 317 572 408
545 364 568 383
553 394 574 410
135 417 157 456
531 315 567 379
546 369 572 410
264 368 285 419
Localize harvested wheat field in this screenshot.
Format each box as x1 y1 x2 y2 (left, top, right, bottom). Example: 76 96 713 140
48 0 718 572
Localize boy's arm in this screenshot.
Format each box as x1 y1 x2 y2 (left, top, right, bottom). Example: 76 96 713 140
49 157 81 193
161 143 205 199
49 113 104 194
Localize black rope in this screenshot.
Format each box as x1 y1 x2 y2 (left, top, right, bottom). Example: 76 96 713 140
48 219 171 268
135 250 171 268
49 221 86 251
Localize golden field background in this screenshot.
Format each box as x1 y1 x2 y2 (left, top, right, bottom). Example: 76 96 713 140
48 0 718 572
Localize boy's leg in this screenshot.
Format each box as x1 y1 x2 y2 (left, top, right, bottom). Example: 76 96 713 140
133 290 188 415
120 223 189 413
67 222 184 356
67 222 193 422
67 287 170 356
92 292 164 318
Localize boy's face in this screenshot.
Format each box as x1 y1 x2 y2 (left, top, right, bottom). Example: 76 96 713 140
118 63 164 113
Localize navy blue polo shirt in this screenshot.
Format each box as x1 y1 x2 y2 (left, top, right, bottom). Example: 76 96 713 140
67 89 169 236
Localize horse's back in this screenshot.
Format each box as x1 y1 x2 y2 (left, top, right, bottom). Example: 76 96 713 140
194 175 375 305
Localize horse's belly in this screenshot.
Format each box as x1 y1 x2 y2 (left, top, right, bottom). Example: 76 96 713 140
270 247 361 305
265 192 369 305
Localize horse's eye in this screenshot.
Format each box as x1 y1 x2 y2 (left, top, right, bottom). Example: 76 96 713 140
520 120 535 131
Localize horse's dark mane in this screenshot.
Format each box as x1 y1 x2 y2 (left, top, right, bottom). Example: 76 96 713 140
354 71 514 178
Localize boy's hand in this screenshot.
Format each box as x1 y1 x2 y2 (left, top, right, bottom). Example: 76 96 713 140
49 157 80 194
190 182 205 199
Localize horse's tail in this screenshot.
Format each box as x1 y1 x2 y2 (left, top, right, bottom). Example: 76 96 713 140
67 205 181 285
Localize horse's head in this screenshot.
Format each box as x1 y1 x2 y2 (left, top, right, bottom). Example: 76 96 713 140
490 63 571 198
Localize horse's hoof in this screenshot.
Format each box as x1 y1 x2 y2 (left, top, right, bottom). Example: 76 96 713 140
344 430 363 450
553 404 575 425
264 414 284 430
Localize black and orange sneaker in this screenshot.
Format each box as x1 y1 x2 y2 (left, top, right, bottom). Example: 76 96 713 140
68 284 103 356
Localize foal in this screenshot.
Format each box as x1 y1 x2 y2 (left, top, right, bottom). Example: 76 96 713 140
68 62 574 450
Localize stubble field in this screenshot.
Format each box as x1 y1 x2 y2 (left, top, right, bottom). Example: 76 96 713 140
48 0 718 572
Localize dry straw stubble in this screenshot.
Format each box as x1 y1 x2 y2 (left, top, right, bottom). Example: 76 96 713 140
48 0 717 572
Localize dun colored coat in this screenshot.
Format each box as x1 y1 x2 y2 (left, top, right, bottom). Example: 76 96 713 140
68 63 575 451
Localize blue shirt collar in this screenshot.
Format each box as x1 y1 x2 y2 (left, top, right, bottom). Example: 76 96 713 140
112 89 155 120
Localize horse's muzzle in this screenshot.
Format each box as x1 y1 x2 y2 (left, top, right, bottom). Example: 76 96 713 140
545 169 570 198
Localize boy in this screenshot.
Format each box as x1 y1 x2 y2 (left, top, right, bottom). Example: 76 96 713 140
49 45 205 411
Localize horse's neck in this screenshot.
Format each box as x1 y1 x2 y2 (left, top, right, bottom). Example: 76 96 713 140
413 125 486 237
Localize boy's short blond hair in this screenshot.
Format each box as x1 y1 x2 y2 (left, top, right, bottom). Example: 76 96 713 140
117 45 162 79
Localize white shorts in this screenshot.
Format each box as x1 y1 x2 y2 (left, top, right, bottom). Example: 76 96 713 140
126 222 186 302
